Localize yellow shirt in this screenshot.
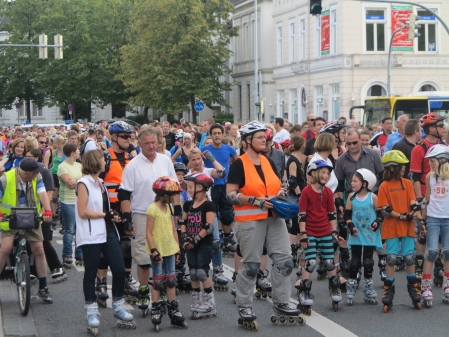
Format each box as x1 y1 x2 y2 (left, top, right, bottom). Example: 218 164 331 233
145 203 179 257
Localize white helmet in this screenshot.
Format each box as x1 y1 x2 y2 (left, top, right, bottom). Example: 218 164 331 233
240 121 266 138
175 132 184 141
424 144 449 160
355 169 377 191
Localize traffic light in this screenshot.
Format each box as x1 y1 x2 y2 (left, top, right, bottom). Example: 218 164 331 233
39 34 47 59
408 14 421 40
310 0 322 15
54 34 63 60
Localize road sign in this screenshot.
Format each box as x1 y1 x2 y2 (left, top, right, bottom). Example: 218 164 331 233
194 101 204 112
68 104 73 111
15 102 21 109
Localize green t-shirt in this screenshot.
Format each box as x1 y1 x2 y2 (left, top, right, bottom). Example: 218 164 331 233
57 161 82 203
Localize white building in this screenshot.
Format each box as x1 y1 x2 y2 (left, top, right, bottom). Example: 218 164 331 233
230 0 449 124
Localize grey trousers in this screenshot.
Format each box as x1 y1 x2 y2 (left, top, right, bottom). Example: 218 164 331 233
235 217 292 307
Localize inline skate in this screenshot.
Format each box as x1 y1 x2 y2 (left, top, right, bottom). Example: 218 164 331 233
329 275 342 311
421 278 433 308
291 244 299 267
112 298 136 329
415 255 424 281
407 277 422 310
191 291 217 320
316 252 327 281
378 256 387 281
363 279 378 305
137 284 150 316
433 255 444 287
75 256 84 267
296 279 313 316
62 255 72 269
85 302 100 336
238 307 258 331
124 274 139 305
212 264 229 291
231 271 237 303
95 277 109 308
176 268 192 293
442 276 449 304
271 303 306 326
51 268 68 284
394 255 406 271
151 302 163 332
356 268 362 288
167 300 188 328
382 280 395 313
346 279 357 305
221 234 236 258
255 269 272 300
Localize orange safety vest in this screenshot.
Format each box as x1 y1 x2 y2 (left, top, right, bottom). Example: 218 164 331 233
234 154 281 222
104 148 132 203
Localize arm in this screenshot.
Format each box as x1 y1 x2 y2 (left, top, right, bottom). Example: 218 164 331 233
130 150 137 157
226 182 273 210
43 150 51 169
146 215 156 251
171 148 182 163
423 174 431 218
287 161 301 196
230 153 239 163
76 183 105 219
59 174 77 189
0 156 10 171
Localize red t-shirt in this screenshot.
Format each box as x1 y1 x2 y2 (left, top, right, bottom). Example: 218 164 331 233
410 137 442 196
299 185 335 237
301 130 316 140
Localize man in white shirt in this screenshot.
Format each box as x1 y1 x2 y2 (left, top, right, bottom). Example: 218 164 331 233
118 127 179 311
272 117 290 143
82 124 99 154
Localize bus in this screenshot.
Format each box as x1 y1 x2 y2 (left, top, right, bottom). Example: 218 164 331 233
411 91 449 118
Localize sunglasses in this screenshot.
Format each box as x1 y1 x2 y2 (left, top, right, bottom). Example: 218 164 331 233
39 141 48 145
436 124 445 128
346 140 359 146
118 134 131 140
308 118 316 122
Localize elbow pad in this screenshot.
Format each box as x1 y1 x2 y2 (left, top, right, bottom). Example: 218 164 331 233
410 172 421 184
201 222 214 235
173 205 182 217
299 213 306 223
226 191 243 206
335 197 344 211
381 205 392 218
117 188 132 202
344 209 353 222
376 210 384 221
336 180 345 193
217 169 226 178
327 212 337 221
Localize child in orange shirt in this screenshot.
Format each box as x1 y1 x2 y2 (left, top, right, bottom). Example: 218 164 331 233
377 150 422 312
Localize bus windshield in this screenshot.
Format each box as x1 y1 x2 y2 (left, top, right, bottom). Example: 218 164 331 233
364 99 391 126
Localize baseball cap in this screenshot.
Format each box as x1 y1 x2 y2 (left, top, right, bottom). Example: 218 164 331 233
20 158 46 174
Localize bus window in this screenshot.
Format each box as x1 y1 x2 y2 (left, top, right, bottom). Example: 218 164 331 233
394 99 428 120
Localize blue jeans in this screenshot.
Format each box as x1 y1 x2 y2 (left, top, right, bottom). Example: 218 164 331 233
151 254 176 277
212 216 222 267
426 216 449 253
61 202 83 258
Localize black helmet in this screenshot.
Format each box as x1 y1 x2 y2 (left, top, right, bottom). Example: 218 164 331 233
174 162 188 173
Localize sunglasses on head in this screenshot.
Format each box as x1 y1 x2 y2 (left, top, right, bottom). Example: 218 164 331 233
118 134 131 140
346 140 359 146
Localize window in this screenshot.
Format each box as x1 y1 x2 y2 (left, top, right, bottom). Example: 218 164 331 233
32 102 43 117
315 86 323 116
277 24 283 65
247 84 251 119
417 9 437 52
238 85 242 120
419 84 437 92
289 20 295 63
367 84 386 96
278 90 284 118
243 23 249 60
19 103 26 117
290 89 298 124
331 84 340 120
299 17 306 60
365 9 385 52
330 9 337 55
314 16 321 58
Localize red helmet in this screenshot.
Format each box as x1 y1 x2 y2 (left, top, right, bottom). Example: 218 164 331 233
184 172 214 190
152 176 182 195
266 128 274 141
420 112 445 127
280 139 291 150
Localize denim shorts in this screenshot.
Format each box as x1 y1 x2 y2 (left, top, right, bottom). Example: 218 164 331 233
426 217 449 252
186 244 212 274
151 254 176 277
386 237 415 256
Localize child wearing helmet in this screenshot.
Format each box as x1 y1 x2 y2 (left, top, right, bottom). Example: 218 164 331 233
421 144 449 306
296 160 345 313
145 176 187 329
343 169 383 305
377 150 423 312
181 172 218 319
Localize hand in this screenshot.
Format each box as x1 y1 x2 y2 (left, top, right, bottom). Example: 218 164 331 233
300 236 309 249
42 210 53 223
175 251 181 264
124 224 135 236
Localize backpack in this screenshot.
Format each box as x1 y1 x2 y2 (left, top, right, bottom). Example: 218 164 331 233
79 138 94 159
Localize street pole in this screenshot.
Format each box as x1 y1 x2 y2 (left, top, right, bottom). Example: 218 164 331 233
358 0 449 36
387 25 407 96
254 0 259 121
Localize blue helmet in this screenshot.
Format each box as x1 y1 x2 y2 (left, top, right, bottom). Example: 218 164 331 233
270 196 299 220
307 159 333 176
108 121 133 134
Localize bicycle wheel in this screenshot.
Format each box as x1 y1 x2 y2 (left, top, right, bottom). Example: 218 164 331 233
17 252 31 316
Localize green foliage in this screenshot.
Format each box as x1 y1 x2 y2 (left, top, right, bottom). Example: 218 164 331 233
126 114 150 125
214 112 234 125
120 0 237 124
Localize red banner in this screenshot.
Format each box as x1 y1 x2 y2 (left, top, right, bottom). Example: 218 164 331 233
321 10 330 55
391 6 413 51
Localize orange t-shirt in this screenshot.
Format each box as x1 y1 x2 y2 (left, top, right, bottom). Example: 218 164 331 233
377 178 416 239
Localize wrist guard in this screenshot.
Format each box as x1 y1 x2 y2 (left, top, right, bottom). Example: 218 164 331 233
335 197 344 213
347 222 356 235
173 205 182 217
122 212 133 231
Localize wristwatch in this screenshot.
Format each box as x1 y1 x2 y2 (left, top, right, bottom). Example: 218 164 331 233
399 214 403 220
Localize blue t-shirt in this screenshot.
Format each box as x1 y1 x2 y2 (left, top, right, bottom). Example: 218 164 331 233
201 144 236 185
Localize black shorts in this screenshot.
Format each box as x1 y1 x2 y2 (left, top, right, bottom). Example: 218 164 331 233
52 174 60 188
288 215 300 235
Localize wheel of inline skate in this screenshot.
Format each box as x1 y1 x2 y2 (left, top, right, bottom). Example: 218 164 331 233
250 321 258 331
224 285 229 291
414 301 422 310
347 298 353 306
87 326 99 336
238 318 243 326
287 316 296 325
424 300 432 308
317 273 326 281
332 302 338 312
270 314 279 325
261 294 267 299
279 316 287 325
154 324 160 332
383 304 390 313
297 315 306 326
255 292 261 299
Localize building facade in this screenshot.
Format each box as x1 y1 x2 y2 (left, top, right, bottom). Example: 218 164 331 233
230 0 449 124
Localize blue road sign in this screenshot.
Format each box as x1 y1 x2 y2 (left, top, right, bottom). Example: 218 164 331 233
194 101 205 112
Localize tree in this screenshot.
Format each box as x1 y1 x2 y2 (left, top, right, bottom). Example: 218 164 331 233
120 0 237 124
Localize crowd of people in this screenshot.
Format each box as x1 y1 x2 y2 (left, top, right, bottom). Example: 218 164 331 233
0 112 448 333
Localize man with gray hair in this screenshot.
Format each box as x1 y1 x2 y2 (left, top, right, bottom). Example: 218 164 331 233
384 114 409 153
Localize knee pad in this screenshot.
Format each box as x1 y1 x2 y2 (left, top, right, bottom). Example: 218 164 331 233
404 254 414 266
363 258 374 270
236 244 242 257
166 274 177 289
212 240 220 253
386 254 397 266
262 246 267 256
417 235 426 245
243 262 260 278
275 259 294 276
51 196 58 204
324 259 335 271
442 250 449 261
425 250 439 262
349 259 362 272
220 211 234 226
152 275 165 291
120 241 131 259
196 269 208 282
138 264 151 270
190 269 198 281
305 259 317 273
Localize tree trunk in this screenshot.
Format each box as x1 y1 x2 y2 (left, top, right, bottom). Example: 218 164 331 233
26 96 31 123
143 106 149 119
72 102 77 122
87 100 92 122
190 94 197 124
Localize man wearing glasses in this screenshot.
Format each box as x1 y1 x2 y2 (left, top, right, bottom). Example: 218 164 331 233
301 114 317 140
37 134 53 169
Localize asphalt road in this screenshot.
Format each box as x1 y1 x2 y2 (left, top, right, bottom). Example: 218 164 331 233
1 229 449 337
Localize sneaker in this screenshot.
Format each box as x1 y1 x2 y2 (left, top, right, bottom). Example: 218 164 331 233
38 287 53 304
